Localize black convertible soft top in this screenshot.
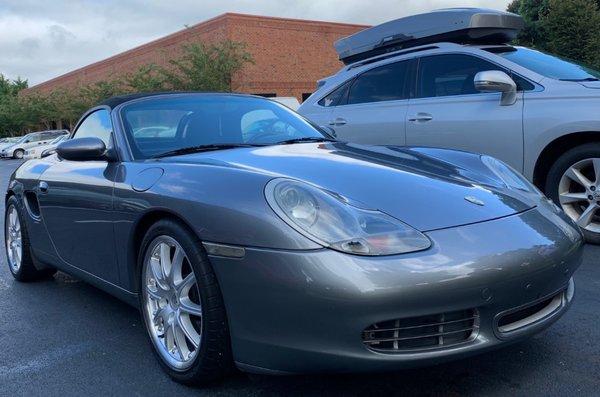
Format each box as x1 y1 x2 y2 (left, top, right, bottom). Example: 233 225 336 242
99 92 188 110
99 91 255 110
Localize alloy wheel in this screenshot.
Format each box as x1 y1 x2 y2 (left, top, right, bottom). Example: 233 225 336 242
142 236 203 371
558 158 600 234
5 205 22 273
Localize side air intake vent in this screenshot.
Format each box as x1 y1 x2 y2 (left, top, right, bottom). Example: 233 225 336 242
24 191 41 219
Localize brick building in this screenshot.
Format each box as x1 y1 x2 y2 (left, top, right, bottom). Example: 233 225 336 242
24 13 368 102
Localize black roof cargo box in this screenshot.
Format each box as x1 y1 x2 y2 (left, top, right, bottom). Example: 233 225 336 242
335 8 524 65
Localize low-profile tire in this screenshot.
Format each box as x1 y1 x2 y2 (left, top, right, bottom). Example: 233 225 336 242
4 196 56 281
545 143 600 244
138 218 232 386
13 149 24 159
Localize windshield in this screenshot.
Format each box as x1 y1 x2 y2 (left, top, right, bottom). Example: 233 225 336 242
15 134 31 144
50 135 67 144
492 47 600 81
121 94 328 159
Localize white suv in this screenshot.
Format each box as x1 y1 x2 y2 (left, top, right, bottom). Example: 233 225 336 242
300 41 600 243
0 130 69 159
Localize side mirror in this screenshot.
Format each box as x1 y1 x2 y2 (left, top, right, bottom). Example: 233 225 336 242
319 125 337 138
474 70 517 106
56 137 112 161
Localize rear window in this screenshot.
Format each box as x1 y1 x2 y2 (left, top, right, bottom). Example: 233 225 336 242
318 81 352 107
347 60 410 104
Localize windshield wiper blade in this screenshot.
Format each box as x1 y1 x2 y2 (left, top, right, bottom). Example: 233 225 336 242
153 143 260 158
275 137 335 145
560 77 600 82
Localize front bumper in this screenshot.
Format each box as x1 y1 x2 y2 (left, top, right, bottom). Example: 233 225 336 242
209 207 583 374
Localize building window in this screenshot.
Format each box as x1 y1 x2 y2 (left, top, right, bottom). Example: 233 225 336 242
254 93 277 98
302 93 312 102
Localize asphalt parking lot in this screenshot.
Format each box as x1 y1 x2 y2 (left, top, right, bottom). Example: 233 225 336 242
0 158 599 396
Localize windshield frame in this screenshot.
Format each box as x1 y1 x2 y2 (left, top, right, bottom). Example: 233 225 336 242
117 93 330 160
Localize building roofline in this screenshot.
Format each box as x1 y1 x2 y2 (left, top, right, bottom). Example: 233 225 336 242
25 13 369 92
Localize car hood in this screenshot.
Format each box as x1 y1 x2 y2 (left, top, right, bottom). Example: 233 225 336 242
161 142 534 232
578 81 600 89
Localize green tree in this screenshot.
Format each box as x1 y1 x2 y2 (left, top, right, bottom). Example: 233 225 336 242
508 0 550 48
125 64 168 92
509 0 600 69
161 40 253 92
0 39 253 135
543 0 600 68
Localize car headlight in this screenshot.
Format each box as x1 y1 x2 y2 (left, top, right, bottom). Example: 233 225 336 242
265 178 431 256
481 155 539 193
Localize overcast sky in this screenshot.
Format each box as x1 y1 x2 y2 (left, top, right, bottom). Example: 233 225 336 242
0 0 510 86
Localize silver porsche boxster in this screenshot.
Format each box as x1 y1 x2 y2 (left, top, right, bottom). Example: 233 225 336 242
4 93 583 386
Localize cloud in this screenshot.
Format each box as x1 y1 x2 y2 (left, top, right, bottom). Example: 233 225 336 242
0 0 510 85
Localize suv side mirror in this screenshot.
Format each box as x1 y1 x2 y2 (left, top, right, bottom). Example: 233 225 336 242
474 70 517 106
56 137 113 161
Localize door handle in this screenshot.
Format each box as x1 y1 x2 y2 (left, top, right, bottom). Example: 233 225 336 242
408 113 433 122
39 181 49 193
328 118 347 126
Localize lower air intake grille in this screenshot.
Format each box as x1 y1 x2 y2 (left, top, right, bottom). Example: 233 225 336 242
362 309 479 353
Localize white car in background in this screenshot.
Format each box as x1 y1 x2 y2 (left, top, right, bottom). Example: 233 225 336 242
299 8 600 243
0 130 69 159
0 137 20 151
24 134 69 159
273 97 301 111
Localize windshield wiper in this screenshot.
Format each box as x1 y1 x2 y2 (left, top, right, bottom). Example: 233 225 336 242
560 77 600 82
153 143 261 159
275 137 335 145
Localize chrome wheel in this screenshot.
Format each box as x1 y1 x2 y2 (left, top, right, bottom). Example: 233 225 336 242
559 158 600 233
14 150 23 159
5 205 22 273
142 236 203 371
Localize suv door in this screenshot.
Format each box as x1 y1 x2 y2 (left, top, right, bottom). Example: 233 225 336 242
406 54 525 171
328 59 413 145
37 109 120 283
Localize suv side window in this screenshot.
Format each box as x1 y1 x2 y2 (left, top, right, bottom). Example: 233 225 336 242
73 109 113 146
417 54 509 98
26 133 42 142
347 60 411 104
318 80 352 107
39 132 55 141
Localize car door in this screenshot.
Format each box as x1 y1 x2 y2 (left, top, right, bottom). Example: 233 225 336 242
405 54 525 171
328 59 413 145
19 133 42 152
37 109 121 283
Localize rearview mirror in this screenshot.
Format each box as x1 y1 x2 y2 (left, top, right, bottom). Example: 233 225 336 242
474 70 517 106
56 137 110 161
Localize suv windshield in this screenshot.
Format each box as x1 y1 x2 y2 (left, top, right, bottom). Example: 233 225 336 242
121 94 329 159
490 47 600 81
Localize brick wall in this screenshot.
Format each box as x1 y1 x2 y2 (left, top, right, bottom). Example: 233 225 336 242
24 13 368 102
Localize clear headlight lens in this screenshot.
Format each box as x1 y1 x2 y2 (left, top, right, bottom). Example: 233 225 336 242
265 178 431 256
481 155 538 193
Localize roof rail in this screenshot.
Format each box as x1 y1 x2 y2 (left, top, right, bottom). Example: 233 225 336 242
345 45 440 70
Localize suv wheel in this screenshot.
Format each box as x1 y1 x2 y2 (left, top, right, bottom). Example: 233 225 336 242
545 143 600 244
